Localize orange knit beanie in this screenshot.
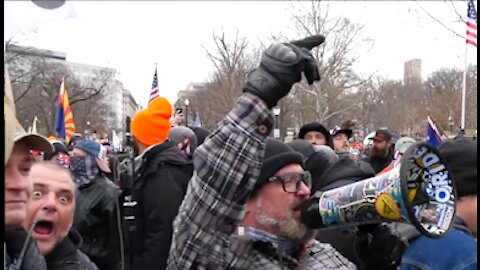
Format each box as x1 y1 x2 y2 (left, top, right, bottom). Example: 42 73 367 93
131 97 172 147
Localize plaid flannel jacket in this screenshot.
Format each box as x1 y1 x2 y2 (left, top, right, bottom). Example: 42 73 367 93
167 93 356 270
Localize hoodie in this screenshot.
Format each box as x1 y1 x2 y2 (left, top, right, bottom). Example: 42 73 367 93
45 229 98 270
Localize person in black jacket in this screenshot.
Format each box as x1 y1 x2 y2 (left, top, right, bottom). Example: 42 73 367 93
130 97 194 270
23 161 98 270
361 129 394 173
70 140 122 270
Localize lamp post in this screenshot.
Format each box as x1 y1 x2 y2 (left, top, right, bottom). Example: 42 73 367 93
272 106 281 139
184 98 190 127
448 114 454 133
85 121 91 139
304 89 320 122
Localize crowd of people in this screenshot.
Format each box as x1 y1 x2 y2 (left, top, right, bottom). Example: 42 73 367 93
4 34 477 270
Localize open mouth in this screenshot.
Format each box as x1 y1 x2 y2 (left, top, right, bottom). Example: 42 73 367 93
34 221 54 236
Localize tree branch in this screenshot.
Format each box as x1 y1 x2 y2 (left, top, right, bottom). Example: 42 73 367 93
414 0 464 39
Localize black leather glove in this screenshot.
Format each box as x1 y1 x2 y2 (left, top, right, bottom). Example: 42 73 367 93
354 224 408 270
243 35 325 108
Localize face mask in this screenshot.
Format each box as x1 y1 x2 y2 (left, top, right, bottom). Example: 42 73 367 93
69 156 98 187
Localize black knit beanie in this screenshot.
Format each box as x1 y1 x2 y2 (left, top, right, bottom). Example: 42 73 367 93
298 121 333 148
305 145 339 193
287 139 316 161
439 138 477 197
255 138 304 191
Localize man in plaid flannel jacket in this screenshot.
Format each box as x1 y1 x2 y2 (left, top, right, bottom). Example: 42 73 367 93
167 35 356 270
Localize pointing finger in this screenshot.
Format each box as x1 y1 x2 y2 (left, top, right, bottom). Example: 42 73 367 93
290 35 325 50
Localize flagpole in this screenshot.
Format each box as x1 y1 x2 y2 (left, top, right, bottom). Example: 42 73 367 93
147 62 158 106
460 41 467 132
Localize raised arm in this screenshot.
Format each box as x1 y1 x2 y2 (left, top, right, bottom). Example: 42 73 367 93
167 35 325 269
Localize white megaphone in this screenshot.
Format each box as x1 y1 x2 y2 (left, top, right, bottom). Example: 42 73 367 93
299 142 456 238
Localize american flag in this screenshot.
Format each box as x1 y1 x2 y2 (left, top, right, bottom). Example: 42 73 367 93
149 67 159 104
466 0 477 47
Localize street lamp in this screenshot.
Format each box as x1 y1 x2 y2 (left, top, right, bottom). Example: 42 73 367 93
272 107 281 139
184 98 190 127
85 121 91 139
303 89 320 121
448 114 454 133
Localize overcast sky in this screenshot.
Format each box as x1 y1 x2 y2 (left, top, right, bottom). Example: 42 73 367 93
5 1 478 108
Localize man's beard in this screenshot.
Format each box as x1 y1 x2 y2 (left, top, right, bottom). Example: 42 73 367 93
371 146 388 158
60 220 73 240
339 146 350 153
255 199 317 244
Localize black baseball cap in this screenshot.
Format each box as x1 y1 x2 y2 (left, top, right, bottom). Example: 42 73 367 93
370 130 392 142
329 126 353 139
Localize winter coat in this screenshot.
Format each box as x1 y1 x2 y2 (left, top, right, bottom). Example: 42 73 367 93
73 174 122 270
131 140 194 270
398 216 477 270
45 229 98 270
361 148 394 174
5 227 47 270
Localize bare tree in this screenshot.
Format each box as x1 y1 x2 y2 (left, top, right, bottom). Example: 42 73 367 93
6 45 115 136
413 0 468 40
5 43 49 103
359 64 477 138
180 30 260 129
424 64 477 133
270 0 375 134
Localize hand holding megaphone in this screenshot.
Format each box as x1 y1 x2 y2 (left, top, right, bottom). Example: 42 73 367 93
297 142 456 238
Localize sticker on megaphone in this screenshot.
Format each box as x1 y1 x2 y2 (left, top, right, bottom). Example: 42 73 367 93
401 142 456 238
299 142 456 238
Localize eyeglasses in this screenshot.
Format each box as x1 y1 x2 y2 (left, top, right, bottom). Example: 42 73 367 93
268 171 312 193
